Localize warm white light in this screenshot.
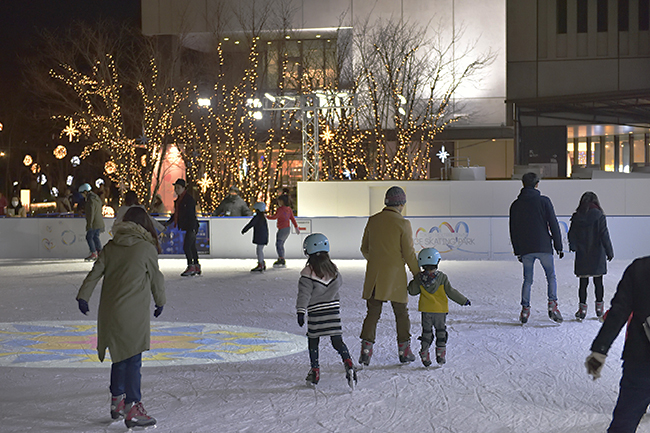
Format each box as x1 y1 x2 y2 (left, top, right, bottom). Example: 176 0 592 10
252 111 263 120
198 98 211 107
53 145 67 159
264 93 276 102
23 155 33 166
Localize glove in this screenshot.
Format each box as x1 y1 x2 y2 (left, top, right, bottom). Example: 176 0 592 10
154 305 163 318
607 255 613 262
464 299 471 306
297 312 305 327
77 299 89 315
241 229 245 235
557 251 564 259
585 352 607 380
517 255 522 263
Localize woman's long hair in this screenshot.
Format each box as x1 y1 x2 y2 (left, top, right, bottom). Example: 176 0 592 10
307 251 338 280
124 190 139 206
576 191 603 214
123 206 161 253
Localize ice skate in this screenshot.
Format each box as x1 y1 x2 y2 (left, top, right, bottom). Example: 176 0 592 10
519 306 531 324
344 359 358 390
575 303 587 321
124 401 156 429
398 341 415 363
305 367 320 385
595 301 604 320
250 263 265 272
84 252 98 262
193 263 201 275
358 340 373 366
110 393 126 420
180 265 195 277
419 349 432 367
435 347 446 365
548 300 563 323
273 258 286 268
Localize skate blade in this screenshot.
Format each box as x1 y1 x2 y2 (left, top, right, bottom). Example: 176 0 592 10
127 424 157 432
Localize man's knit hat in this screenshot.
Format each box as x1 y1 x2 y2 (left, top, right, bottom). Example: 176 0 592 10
384 186 407 206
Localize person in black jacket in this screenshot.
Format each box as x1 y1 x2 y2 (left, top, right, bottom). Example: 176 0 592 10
241 202 269 272
586 256 650 433
509 172 564 324
165 179 200 276
568 192 614 321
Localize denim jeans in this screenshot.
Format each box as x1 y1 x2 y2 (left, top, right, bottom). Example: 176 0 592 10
85 229 102 253
520 252 557 307
608 360 650 432
275 227 290 258
256 244 265 263
110 353 142 404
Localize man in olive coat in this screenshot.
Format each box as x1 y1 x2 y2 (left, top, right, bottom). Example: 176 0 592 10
359 186 420 365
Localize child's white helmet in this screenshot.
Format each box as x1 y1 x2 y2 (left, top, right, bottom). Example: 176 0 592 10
78 183 91 193
303 233 329 255
418 248 441 267
253 202 266 212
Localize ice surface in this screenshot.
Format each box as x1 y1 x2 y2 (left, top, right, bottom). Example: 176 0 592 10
0 257 647 433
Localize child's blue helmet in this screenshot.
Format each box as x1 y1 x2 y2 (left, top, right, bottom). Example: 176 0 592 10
303 233 329 255
418 248 441 267
78 183 92 193
253 202 266 212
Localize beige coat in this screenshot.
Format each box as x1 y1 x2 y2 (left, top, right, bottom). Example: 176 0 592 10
77 222 166 363
361 207 419 303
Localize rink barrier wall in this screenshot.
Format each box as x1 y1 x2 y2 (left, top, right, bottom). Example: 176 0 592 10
1 214 649 261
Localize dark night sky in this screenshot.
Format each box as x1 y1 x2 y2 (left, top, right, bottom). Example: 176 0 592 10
0 0 140 108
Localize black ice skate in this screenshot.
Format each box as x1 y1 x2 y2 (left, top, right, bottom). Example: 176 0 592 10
273 258 286 268
575 303 587 321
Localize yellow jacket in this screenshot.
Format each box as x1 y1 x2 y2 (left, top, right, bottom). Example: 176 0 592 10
408 271 468 313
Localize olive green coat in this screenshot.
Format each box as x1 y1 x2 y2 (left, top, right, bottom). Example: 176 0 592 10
76 222 166 363
84 191 105 232
360 207 419 303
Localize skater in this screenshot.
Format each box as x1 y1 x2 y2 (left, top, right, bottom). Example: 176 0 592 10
586 256 650 433
75 207 165 429
267 194 300 267
164 179 201 276
241 202 269 272
568 191 614 321
79 183 105 261
509 172 564 324
296 233 357 388
359 186 420 365
408 248 471 366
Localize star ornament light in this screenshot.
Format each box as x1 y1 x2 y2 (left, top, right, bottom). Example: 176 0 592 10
436 145 450 163
62 119 80 142
197 173 214 193
320 126 334 145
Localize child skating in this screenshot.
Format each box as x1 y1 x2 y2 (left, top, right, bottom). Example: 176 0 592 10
568 191 614 321
408 248 470 366
296 233 358 388
241 202 269 272
267 195 300 267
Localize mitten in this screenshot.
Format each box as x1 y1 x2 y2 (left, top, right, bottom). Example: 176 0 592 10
585 352 607 379
77 299 89 315
607 254 613 261
154 305 164 318
464 299 471 306
297 312 305 327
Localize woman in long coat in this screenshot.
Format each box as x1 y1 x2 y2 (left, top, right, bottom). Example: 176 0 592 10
76 207 165 429
568 191 614 321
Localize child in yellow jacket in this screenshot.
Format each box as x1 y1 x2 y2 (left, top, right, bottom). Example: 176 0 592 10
408 248 470 366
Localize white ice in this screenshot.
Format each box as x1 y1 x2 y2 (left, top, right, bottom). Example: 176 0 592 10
0 257 647 433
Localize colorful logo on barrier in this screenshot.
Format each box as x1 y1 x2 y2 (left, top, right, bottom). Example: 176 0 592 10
0 321 306 368
414 221 476 253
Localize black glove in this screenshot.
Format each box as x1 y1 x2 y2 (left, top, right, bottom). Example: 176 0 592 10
607 255 613 262
297 312 305 327
241 229 245 235
154 305 163 318
464 299 471 306
557 251 564 259
77 299 89 315
517 255 522 263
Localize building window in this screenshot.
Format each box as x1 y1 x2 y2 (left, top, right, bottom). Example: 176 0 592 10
640 0 650 31
598 0 608 32
619 0 629 31
577 0 588 33
557 0 568 34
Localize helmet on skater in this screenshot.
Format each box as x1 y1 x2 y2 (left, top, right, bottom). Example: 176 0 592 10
418 248 441 267
253 202 266 212
303 233 329 255
78 183 92 193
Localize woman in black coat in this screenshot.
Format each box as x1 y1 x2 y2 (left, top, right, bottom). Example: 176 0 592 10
568 192 614 321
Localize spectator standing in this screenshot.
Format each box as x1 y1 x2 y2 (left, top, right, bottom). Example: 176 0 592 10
214 186 252 217
509 172 564 324
6 197 27 217
149 194 166 215
358 186 420 366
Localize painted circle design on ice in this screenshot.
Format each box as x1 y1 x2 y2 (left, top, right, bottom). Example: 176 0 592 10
0 321 306 368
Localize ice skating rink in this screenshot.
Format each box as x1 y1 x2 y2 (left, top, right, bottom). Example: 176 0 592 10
0 257 647 433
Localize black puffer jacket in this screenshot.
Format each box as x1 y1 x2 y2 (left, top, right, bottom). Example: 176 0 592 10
509 187 563 256
568 207 614 276
167 192 199 232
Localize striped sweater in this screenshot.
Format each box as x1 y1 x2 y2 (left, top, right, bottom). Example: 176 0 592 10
296 266 341 315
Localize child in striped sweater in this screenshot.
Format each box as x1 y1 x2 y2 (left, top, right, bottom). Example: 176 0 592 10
296 233 357 388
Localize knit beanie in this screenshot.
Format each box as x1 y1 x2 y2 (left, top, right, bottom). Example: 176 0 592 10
384 186 407 206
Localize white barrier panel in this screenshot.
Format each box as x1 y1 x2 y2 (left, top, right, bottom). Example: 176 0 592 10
2 214 649 261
